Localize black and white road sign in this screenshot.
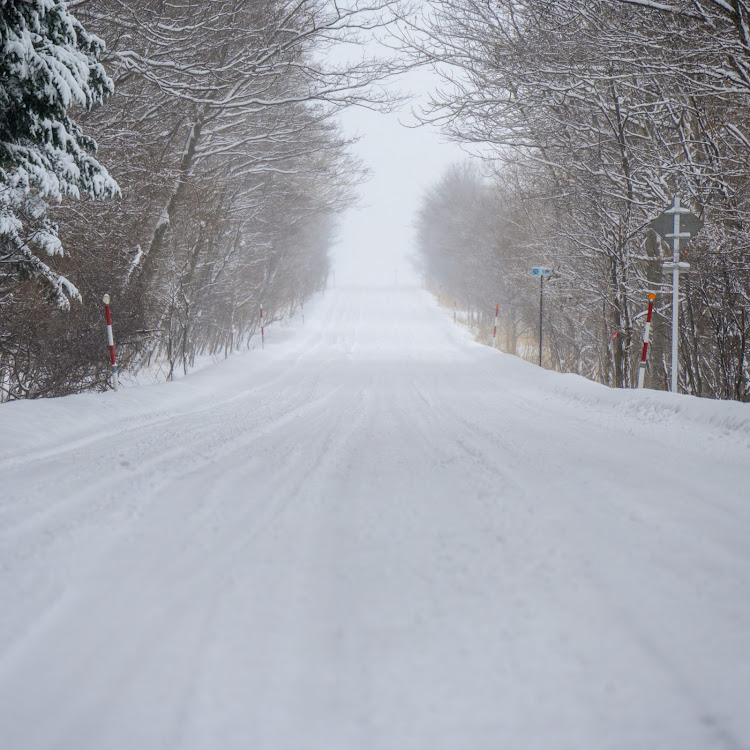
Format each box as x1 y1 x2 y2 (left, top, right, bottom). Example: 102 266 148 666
649 203 703 251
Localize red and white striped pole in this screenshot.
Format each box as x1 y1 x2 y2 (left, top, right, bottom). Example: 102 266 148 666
102 294 119 391
637 293 656 389
454 297 457 324
492 303 499 348
260 305 265 349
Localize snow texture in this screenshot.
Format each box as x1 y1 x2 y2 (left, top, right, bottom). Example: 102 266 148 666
1 285 749 749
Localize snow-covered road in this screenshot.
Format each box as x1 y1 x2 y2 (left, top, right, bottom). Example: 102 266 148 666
2 286 750 750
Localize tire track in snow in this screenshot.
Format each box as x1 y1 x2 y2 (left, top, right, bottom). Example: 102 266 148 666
0 365 378 749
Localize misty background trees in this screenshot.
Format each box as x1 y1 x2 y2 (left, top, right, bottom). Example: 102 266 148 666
1 0 402 399
408 0 750 399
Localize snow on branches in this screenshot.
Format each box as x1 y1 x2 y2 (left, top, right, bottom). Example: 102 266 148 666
1 0 118 308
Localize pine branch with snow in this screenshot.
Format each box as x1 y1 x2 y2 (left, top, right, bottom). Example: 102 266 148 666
0 0 118 308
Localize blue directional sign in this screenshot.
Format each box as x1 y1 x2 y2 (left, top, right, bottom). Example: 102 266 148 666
531 267 552 277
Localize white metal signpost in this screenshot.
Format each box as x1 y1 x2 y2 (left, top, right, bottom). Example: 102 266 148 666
649 197 703 393
531 267 552 367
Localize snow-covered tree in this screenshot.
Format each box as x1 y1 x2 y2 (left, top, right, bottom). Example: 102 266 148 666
0 0 117 309
403 0 750 398
64 1 401 376
0 0 408 399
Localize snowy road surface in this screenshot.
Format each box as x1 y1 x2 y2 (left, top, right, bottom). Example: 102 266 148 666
2 286 750 750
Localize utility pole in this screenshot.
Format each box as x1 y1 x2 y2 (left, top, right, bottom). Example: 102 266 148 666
667 198 690 392
649 197 702 393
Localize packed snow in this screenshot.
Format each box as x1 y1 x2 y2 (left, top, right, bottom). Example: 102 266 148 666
1 285 749 750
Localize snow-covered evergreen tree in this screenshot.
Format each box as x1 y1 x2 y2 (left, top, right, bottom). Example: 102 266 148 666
0 0 118 308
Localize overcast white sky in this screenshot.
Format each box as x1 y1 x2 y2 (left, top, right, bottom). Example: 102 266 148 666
331 67 466 287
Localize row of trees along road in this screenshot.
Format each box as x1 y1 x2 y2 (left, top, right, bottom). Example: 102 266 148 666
406 0 750 400
1 0 405 400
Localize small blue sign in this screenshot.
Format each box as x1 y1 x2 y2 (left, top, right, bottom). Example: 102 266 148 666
531 267 552 277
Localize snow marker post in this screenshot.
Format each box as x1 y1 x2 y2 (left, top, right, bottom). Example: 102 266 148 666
301 301 305 326
637 293 656 389
454 297 457 324
102 294 119 391
492 304 499 348
260 305 265 349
